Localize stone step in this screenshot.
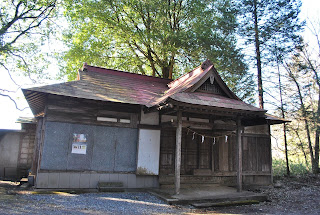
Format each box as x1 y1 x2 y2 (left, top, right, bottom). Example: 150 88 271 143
97 182 124 192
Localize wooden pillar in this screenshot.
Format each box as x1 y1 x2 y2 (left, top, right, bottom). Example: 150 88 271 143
267 121 273 184
236 117 243 192
175 110 182 195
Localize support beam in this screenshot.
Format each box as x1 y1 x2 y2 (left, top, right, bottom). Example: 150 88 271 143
237 117 243 192
175 110 182 195
161 120 237 131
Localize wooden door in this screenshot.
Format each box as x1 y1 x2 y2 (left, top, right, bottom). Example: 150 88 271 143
184 130 212 174
184 130 198 174
198 135 212 169
160 128 213 175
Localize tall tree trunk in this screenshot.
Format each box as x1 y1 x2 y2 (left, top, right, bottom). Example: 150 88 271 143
314 92 320 173
305 53 320 173
311 67 320 173
294 129 309 168
162 66 170 79
253 0 264 109
147 49 159 77
283 123 290 175
277 58 290 176
168 54 175 79
288 70 316 172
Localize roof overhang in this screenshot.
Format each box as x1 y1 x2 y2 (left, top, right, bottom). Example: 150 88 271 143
22 89 47 117
265 114 290 125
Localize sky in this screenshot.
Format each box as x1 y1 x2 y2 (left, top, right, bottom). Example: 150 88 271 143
0 0 320 130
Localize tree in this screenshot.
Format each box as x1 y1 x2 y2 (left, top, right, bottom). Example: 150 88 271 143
284 38 320 173
61 0 255 102
0 0 57 109
276 57 290 176
238 0 304 109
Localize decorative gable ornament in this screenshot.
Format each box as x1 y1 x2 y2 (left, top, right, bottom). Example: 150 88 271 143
209 74 215 84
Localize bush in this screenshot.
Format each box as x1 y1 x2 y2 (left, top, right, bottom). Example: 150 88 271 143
272 158 310 177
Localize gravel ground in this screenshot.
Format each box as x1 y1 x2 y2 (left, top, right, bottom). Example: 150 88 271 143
0 183 190 215
198 174 320 215
1 175 320 215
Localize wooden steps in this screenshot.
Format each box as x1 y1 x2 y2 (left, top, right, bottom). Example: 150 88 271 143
190 193 266 208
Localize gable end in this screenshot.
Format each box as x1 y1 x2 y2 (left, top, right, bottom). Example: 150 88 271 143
195 79 227 96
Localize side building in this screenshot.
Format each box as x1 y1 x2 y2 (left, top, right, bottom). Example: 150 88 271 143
0 118 36 180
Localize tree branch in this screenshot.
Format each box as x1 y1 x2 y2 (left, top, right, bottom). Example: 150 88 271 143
0 93 28 111
0 62 21 87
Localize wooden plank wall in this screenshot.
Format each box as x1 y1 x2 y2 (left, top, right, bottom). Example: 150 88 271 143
45 95 139 128
160 128 271 176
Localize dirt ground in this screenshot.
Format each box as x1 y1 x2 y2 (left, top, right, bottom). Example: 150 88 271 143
0 175 319 215
197 174 320 215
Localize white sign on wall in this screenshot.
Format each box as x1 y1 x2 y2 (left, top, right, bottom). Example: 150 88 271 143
71 143 87 154
71 133 87 154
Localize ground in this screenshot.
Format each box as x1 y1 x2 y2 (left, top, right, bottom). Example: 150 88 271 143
0 175 319 215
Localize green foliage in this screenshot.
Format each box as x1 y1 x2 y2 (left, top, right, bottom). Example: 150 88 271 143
0 0 58 79
238 0 304 62
273 158 310 177
236 0 304 107
60 0 255 102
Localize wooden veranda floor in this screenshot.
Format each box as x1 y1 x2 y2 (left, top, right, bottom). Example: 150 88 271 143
149 184 267 207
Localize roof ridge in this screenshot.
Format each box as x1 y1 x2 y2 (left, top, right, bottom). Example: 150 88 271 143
83 64 171 84
167 65 202 88
22 79 81 91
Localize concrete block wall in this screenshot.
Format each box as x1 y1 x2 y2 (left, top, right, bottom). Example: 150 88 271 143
18 131 36 170
36 172 159 189
0 132 21 179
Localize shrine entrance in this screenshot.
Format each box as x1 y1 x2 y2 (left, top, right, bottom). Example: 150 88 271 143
160 128 214 176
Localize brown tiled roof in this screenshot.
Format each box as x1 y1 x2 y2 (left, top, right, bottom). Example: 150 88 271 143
23 60 265 116
23 66 170 107
170 92 262 112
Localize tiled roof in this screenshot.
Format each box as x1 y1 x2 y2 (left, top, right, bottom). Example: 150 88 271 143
170 92 262 112
23 60 265 116
24 66 170 106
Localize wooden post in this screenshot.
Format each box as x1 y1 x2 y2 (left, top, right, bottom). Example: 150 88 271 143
267 121 273 184
236 117 243 192
175 110 182 195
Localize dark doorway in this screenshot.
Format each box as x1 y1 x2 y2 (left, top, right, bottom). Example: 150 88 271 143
160 128 213 175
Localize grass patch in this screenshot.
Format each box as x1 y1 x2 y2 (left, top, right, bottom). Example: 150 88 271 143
273 158 310 177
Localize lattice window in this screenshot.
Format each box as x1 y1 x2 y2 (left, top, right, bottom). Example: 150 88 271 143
196 79 226 96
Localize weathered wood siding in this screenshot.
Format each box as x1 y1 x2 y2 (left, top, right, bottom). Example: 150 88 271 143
45 95 139 128
160 127 271 178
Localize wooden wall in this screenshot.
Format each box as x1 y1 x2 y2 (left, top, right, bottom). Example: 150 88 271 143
159 128 272 178
36 95 143 173
45 95 140 128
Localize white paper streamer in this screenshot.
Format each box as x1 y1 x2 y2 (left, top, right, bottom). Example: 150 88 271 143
213 137 216 145
202 135 205 143
225 135 228 143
